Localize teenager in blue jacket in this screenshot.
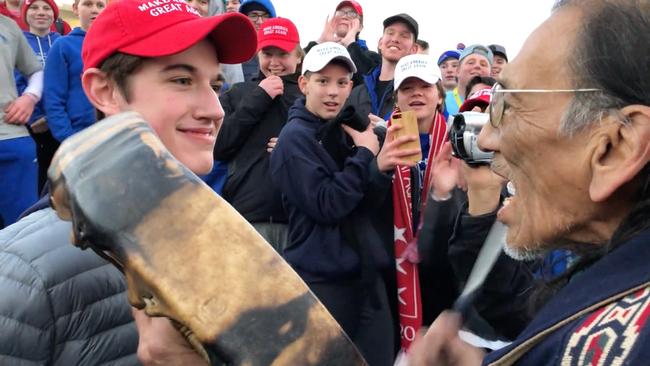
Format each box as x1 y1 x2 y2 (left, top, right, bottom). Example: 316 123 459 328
43 0 105 142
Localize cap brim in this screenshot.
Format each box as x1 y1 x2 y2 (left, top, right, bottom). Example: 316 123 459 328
305 55 357 74
257 39 297 53
459 99 489 112
120 13 256 65
395 74 440 91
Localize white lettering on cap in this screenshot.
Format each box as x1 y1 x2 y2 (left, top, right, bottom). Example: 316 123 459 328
263 25 288 36
139 0 198 16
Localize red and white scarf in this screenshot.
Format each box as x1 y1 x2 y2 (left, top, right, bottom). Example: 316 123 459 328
389 108 447 352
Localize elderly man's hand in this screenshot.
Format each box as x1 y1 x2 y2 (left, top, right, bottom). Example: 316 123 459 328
132 308 209 366
429 142 461 200
4 95 37 125
408 311 485 366
461 162 506 216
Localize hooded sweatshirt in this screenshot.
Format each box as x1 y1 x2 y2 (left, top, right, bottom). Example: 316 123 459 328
43 27 95 142
270 98 383 283
15 30 60 123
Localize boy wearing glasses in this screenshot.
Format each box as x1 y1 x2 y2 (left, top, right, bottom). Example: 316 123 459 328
238 0 276 81
305 0 379 87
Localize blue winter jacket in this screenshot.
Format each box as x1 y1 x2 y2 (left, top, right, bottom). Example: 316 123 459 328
43 27 95 142
270 98 386 283
15 31 60 124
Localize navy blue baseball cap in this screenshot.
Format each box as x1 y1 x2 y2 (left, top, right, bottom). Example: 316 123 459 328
437 50 460 66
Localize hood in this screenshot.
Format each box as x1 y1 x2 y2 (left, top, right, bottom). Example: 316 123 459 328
69 27 87 37
288 97 322 126
23 31 59 42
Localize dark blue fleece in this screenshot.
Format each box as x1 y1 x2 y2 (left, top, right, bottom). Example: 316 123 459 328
15 31 61 124
270 98 375 282
43 27 95 142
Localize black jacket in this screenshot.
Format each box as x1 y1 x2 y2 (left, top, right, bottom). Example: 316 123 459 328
345 64 395 121
0 208 139 365
214 73 302 223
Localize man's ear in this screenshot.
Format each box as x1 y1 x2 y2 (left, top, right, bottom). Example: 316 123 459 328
81 68 124 117
589 105 650 202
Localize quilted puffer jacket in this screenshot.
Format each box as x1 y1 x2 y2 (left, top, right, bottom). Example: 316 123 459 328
0 207 140 365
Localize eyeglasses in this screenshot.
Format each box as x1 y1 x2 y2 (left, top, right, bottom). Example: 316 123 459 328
488 82 601 128
247 12 270 22
334 10 360 19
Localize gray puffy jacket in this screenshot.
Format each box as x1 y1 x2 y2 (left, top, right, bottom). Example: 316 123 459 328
0 208 140 365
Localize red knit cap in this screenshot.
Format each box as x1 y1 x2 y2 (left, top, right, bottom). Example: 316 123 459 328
22 0 59 25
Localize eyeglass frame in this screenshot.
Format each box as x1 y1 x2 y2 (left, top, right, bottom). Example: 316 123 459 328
488 82 601 128
247 11 270 22
334 9 360 19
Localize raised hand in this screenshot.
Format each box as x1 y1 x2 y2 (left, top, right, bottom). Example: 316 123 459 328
258 75 284 99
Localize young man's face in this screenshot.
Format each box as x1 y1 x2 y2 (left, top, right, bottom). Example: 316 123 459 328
378 22 416 64
439 58 459 90
225 0 240 12
333 6 360 37
396 77 441 126
116 39 224 175
73 0 106 31
246 9 270 31
258 46 301 77
457 54 491 94
26 0 54 33
491 55 508 78
299 63 353 120
185 0 208 17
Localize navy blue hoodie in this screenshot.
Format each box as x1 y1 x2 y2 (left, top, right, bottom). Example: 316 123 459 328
270 98 379 283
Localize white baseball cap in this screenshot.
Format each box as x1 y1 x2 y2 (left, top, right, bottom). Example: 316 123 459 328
302 42 357 75
394 54 441 90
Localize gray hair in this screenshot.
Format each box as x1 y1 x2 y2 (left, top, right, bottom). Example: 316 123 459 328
553 0 650 136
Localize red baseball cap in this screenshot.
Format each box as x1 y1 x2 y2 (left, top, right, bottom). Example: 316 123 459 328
82 0 257 72
336 0 363 17
257 17 300 52
22 0 59 24
459 88 492 112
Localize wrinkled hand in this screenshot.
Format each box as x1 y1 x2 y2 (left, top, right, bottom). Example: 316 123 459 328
267 136 278 153
342 122 379 155
376 124 420 172
133 308 208 366
429 141 461 198
461 162 506 216
408 311 485 366
4 95 36 125
340 18 361 47
317 14 338 43
259 75 284 98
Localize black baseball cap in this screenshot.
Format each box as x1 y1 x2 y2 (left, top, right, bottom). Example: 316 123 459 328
383 13 418 40
488 44 508 62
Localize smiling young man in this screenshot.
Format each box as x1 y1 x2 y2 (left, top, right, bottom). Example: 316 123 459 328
214 16 303 253
345 13 418 123
0 1 256 364
455 44 492 100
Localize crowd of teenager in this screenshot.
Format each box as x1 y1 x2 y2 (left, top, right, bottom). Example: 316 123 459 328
2 0 650 365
